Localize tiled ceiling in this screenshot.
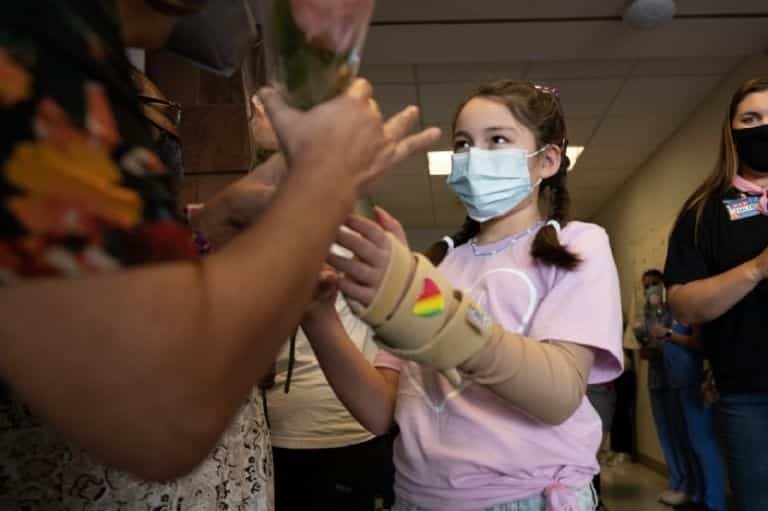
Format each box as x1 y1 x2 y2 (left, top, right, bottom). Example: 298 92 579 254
355 1 768 228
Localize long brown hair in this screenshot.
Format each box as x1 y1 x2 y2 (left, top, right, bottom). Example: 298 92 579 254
426 80 580 270
678 78 768 237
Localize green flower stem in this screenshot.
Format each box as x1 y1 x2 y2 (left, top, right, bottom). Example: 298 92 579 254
270 0 354 109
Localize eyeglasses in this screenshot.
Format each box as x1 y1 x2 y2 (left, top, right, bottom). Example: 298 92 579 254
534 84 561 98
138 96 183 127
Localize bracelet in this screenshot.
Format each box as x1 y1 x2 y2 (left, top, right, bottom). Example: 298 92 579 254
186 203 211 256
193 230 212 256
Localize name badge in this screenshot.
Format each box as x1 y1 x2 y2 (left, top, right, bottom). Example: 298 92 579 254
723 196 761 221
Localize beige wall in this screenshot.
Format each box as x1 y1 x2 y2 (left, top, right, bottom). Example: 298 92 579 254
593 55 768 466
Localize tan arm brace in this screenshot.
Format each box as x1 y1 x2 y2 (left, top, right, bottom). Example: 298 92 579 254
351 234 595 423
460 328 594 425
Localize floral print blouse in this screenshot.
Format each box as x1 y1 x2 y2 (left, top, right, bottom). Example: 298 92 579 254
0 2 273 509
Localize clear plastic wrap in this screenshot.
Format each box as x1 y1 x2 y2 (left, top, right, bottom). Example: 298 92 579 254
258 0 375 109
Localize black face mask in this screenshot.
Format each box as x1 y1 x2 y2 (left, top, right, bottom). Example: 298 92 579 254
733 124 768 173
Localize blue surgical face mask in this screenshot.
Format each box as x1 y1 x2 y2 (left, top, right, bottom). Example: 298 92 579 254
447 146 546 222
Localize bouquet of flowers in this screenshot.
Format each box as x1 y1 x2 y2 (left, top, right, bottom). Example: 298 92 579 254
259 0 375 109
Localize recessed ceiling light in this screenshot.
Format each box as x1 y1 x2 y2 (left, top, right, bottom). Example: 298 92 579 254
623 0 677 30
566 146 585 172
428 151 453 176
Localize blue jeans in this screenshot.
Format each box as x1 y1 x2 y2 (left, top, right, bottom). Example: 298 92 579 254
672 385 726 510
716 393 768 511
392 484 597 511
650 386 696 496
664 343 727 511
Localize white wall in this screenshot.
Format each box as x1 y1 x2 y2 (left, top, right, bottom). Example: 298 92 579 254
593 54 768 466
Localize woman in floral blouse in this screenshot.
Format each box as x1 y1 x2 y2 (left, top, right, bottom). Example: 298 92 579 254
0 0 439 509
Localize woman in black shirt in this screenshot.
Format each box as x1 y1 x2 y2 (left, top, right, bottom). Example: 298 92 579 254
665 78 768 511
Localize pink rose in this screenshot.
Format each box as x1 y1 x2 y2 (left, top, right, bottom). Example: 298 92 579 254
289 0 374 53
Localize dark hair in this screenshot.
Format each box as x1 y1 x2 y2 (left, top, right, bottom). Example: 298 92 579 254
424 217 479 265
677 78 768 240
426 80 581 270
642 269 664 280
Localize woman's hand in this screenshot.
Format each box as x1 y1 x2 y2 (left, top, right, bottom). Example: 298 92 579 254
649 324 669 340
192 153 287 248
327 207 409 307
260 79 440 195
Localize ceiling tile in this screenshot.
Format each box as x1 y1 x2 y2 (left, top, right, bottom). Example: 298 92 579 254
361 64 416 83
373 0 767 22
373 1 628 22
566 118 600 146
421 79 622 125
417 62 526 84
526 60 634 80
546 78 624 119
632 57 741 76
675 0 768 15
607 75 722 117
588 114 681 148
735 55 768 76
375 83 420 118
573 144 654 171
365 20 768 65
419 83 478 124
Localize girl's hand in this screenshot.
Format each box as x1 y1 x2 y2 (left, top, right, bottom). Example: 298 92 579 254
649 324 669 340
303 265 340 322
327 207 408 307
374 206 408 247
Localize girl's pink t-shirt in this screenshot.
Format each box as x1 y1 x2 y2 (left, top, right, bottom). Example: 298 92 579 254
375 222 624 510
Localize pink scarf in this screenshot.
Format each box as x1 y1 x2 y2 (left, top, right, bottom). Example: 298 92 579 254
732 174 768 215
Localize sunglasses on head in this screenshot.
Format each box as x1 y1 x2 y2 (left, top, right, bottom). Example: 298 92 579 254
534 84 561 98
138 96 183 127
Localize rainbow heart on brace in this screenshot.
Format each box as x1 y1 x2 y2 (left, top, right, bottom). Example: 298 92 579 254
412 278 445 318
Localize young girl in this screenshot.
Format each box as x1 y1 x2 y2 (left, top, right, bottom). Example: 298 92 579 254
304 80 623 511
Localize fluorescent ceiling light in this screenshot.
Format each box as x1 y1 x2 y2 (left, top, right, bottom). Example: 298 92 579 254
566 146 585 171
428 151 453 176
